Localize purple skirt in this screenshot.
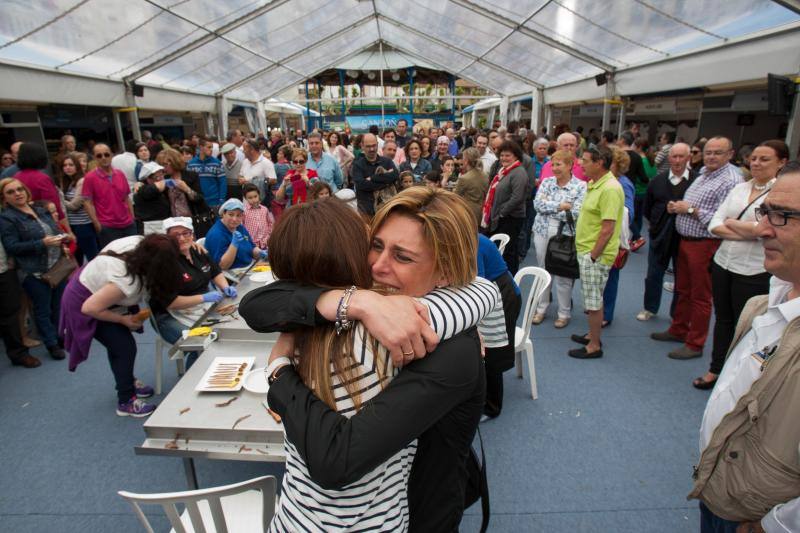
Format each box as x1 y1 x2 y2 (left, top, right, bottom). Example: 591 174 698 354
59 267 97 372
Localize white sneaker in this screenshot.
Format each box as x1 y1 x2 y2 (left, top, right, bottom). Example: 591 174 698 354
663 282 674 293
636 310 655 321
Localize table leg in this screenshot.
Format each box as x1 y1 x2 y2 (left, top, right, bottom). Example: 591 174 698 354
183 457 199 490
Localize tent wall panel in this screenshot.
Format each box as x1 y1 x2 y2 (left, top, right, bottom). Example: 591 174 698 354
0 63 125 107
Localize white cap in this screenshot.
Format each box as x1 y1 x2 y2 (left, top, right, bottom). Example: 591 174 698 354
334 188 357 211
163 217 193 233
219 198 245 216
139 161 164 181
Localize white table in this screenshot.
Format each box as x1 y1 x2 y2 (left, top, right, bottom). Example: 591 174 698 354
136 269 285 488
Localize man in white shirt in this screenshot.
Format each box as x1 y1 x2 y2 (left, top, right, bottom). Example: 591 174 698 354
111 139 139 191
240 138 276 205
475 133 497 175
690 167 800 533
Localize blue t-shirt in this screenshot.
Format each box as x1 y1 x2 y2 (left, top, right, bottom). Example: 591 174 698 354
477 234 520 294
619 175 635 224
204 219 255 269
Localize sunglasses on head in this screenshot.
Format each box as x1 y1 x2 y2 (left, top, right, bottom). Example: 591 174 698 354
95 152 112 159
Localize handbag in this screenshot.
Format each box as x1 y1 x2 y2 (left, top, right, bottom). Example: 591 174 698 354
41 249 78 288
544 211 580 279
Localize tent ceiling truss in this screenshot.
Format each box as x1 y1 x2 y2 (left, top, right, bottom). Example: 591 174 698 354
0 0 798 105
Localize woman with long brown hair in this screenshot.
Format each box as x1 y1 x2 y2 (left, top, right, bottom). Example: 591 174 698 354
242 189 501 531
60 152 99 263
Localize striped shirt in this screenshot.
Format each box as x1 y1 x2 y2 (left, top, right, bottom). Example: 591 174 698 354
64 186 93 225
271 278 501 532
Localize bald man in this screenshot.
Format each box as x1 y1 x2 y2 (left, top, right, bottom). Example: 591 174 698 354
538 133 587 182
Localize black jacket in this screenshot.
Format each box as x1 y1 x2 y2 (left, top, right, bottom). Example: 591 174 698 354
350 155 399 216
239 282 485 532
643 168 696 237
133 183 171 222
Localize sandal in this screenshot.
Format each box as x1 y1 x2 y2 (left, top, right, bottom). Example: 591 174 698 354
692 376 717 390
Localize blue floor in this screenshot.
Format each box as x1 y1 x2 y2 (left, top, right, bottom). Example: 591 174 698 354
0 241 711 533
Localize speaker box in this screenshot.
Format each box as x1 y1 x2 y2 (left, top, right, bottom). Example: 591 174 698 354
132 84 144 97
595 73 607 86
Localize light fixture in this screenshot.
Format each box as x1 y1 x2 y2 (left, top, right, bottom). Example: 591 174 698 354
391 72 400 81
368 72 376 80
346 69 358 78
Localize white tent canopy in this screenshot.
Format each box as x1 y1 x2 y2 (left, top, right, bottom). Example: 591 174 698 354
0 0 799 109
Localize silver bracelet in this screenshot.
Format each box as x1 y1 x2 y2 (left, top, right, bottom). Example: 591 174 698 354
335 286 357 335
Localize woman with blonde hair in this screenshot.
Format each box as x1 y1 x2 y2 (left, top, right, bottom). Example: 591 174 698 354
241 188 501 532
532 149 586 327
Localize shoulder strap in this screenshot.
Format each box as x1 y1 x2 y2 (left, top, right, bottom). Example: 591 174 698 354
476 427 490 533
735 189 770 221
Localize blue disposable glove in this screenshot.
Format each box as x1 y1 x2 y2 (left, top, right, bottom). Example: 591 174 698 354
202 291 223 304
164 179 176 188
258 249 268 261
223 286 237 298
231 231 247 248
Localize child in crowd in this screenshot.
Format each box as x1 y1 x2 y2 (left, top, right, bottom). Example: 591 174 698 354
308 181 332 201
423 170 442 189
399 170 415 190
241 183 274 250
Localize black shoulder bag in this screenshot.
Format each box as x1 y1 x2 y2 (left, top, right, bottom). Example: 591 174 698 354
544 210 580 279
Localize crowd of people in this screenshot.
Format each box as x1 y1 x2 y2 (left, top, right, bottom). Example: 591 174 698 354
1 117 799 532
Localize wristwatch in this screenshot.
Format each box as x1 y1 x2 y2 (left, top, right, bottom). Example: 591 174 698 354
265 356 292 385
687 206 696 216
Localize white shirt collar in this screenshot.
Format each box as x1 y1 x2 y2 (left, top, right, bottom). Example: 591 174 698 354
669 166 690 181
768 276 800 323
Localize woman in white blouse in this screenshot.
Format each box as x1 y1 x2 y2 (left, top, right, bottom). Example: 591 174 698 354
694 140 789 390
326 131 354 182
531 150 586 328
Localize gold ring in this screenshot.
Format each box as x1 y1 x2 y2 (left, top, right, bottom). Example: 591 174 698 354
402 350 414 356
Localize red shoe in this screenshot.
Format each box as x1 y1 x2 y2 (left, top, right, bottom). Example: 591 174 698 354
630 238 646 252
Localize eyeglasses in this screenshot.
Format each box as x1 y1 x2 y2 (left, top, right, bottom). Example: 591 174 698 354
755 205 800 227
172 230 194 239
95 152 112 159
292 159 306 164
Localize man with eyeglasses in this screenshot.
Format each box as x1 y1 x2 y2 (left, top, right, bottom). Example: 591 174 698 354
651 136 741 360
306 132 343 193
82 143 137 248
351 133 398 216
689 165 800 533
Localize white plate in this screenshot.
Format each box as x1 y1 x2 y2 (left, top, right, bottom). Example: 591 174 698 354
250 272 273 283
242 367 269 394
195 356 254 392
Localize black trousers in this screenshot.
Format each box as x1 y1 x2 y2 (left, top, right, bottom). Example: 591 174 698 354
484 272 522 418
0 269 29 363
94 320 137 403
710 263 771 374
494 216 525 274
98 223 138 249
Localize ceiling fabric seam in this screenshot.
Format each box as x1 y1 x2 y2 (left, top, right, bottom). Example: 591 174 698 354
549 0 668 56
54 10 167 70
377 15 541 89
447 0 615 71
216 14 376 96
456 0 551 74
0 0 90 51
632 0 726 40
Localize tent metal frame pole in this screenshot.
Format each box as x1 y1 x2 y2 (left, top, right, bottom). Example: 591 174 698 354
379 41 385 128
601 73 615 133
616 97 626 139
448 0 614 71
338 69 346 119
377 15 543 90
112 110 125 153
407 67 416 117
126 0 293 84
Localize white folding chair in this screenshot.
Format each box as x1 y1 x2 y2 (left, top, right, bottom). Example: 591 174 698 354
119 475 278 533
513 266 551 400
489 233 511 255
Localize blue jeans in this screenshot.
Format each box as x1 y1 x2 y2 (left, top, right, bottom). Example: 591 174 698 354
155 312 198 368
699 502 740 533
631 194 646 241
72 223 99 265
518 196 535 259
21 274 65 348
602 267 619 324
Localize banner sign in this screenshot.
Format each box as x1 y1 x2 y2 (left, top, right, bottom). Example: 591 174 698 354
345 114 413 133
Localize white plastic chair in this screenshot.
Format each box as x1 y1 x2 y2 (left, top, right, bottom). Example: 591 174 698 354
119 475 277 533
489 233 510 255
513 266 551 400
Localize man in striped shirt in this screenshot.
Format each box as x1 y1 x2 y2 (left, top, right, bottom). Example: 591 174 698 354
651 137 741 360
